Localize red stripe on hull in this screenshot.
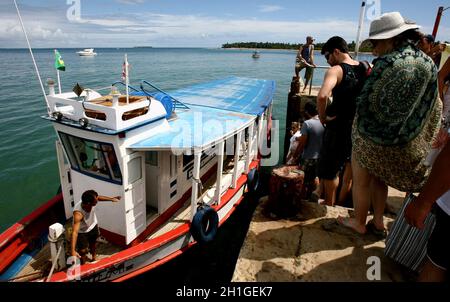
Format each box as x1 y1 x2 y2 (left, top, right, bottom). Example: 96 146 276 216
0 194 64 274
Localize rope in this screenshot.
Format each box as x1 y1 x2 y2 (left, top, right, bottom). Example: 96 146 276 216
45 242 64 282
14 0 51 116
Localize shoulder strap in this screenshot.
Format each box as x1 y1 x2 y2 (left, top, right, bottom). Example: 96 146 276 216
361 60 372 77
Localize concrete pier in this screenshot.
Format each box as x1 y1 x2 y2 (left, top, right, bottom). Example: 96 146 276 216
232 187 411 282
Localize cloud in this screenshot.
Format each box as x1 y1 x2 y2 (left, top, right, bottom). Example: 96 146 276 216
116 0 145 4
5 3 447 48
258 5 284 13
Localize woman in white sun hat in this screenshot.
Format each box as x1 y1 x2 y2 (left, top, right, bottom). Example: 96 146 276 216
337 12 442 237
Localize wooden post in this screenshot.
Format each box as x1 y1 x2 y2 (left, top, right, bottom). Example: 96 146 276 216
245 122 254 173
266 165 305 218
232 131 242 188
283 76 303 161
191 149 202 220
214 141 225 205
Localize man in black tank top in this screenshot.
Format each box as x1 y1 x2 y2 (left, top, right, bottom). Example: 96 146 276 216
295 36 317 92
314 36 369 206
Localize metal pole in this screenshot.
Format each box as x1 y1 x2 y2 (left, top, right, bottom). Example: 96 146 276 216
14 0 51 116
55 49 62 94
354 1 367 60
308 68 314 95
432 7 444 38
125 54 129 104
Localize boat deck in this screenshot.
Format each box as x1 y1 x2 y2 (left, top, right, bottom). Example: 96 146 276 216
11 220 122 282
89 95 147 106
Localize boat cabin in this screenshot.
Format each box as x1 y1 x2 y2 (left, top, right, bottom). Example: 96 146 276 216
47 77 275 246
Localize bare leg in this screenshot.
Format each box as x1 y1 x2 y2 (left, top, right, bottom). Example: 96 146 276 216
89 242 97 262
302 77 310 92
310 179 323 203
369 176 388 230
337 162 352 205
418 259 447 282
337 155 369 234
323 177 339 206
351 156 372 228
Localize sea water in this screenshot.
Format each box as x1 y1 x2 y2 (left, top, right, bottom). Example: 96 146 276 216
0 47 374 232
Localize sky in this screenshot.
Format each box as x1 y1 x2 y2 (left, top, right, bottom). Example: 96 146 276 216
1 0 450 48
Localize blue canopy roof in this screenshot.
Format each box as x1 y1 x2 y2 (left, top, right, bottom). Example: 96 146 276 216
129 76 275 150
130 105 254 151
168 76 275 116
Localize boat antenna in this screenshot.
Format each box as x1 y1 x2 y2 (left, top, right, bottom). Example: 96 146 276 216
13 0 51 116
354 1 367 60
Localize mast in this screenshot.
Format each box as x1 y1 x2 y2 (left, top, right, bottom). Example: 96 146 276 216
354 1 367 60
55 49 62 94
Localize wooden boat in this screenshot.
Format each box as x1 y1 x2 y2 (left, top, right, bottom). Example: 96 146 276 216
252 51 260 59
0 75 275 282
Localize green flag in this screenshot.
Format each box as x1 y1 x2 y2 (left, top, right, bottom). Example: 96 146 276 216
54 50 65 71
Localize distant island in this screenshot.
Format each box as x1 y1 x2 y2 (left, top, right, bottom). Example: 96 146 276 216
222 41 373 52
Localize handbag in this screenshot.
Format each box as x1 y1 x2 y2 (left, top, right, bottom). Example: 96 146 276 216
384 193 436 272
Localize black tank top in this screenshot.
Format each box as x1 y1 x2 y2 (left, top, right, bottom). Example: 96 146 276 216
326 62 367 129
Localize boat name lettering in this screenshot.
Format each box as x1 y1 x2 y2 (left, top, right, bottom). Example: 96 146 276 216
83 262 134 282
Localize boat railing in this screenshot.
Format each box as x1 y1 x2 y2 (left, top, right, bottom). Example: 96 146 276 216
111 81 140 93
304 65 330 96
140 80 190 111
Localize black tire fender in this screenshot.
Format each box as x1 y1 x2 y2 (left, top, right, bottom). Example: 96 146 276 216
190 205 219 244
246 168 260 194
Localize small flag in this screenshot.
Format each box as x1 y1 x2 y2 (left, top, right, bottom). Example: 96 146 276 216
121 59 130 81
54 50 65 71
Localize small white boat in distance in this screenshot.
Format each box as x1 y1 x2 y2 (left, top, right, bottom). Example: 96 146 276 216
77 48 97 56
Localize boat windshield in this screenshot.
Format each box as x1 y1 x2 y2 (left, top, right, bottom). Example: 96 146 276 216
58 132 122 184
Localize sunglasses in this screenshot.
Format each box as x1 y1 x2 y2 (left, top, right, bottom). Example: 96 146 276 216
324 52 330 60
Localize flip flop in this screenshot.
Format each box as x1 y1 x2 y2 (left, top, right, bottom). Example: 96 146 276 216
366 220 387 239
336 216 366 235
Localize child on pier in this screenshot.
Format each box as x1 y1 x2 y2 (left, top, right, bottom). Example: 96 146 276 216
286 121 302 165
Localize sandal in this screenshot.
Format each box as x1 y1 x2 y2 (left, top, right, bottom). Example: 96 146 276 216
366 220 387 239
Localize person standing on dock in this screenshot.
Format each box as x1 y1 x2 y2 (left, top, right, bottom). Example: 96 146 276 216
71 190 121 264
338 12 442 236
295 36 317 93
314 36 370 206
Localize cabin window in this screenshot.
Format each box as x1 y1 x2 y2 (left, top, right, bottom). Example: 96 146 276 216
58 132 122 184
128 157 142 184
145 151 158 166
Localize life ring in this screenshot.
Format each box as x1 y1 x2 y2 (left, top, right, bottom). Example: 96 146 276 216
190 205 219 244
246 168 260 195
